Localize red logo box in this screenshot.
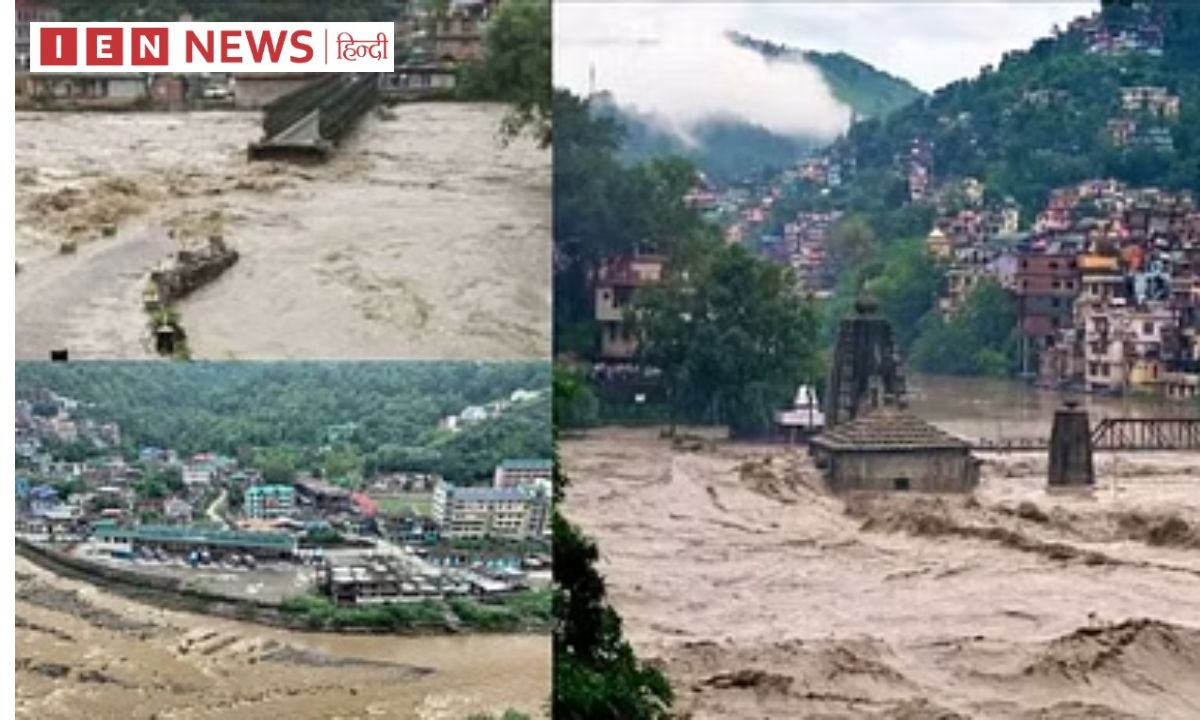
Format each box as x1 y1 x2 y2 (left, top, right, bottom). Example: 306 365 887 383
39 27 77 66
131 27 169 66
86 27 124 66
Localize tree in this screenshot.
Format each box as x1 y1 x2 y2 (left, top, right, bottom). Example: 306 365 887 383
255 448 299 485
911 280 1020 377
827 215 879 276
636 244 823 437
459 0 551 146
553 373 672 719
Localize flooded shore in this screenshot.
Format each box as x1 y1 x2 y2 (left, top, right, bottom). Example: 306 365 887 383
16 556 550 720
15 105 550 360
561 383 1200 718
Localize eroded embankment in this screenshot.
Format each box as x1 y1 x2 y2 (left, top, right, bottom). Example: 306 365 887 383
15 557 551 720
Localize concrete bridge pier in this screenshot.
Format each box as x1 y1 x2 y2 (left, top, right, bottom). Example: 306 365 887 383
1048 400 1094 486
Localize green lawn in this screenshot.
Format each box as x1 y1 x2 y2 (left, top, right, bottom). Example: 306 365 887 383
374 493 433 517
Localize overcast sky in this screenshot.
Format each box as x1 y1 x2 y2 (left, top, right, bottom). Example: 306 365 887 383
555 1 1099 139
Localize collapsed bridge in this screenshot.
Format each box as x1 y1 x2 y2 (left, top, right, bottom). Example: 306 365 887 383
248 73 379 161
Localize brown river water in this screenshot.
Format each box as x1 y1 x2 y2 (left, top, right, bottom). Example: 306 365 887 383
16 556 549 720
15 105 550 360
562 376 1200 719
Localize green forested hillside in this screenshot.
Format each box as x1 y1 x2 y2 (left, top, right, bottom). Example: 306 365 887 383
588 31 923 182
16 362 551 484
826 0 1200 220
591 99 814 184
727 32 925 120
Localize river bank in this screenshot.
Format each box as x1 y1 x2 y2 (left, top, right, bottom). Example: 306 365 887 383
18 539 551 636
15 555 550 719
561 426 1200 718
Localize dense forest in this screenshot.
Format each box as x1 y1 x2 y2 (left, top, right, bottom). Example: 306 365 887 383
17 362 551 484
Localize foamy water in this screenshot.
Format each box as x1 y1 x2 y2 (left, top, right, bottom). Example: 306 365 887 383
562 425 1200 718
15 105 550 360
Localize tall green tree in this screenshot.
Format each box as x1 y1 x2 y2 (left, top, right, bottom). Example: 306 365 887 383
636 244 823 437
459 0 551 146
553 371 672 719
911 280 1020 377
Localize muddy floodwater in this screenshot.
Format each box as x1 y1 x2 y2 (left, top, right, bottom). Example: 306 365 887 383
562 377 1200 719
15 105 550 360
907 373 1199 441
16 557 549 720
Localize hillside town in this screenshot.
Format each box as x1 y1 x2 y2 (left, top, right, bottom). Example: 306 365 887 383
16 387 551 607
15 0 503 109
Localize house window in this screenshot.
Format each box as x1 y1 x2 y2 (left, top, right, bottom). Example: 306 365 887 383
893 478 911 491
1049 261 1059 270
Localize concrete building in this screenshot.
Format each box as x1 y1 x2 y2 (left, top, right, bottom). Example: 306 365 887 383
1082 301 1174 393
163 497 194 522
810 404 979 493
433 482 547 540
15 0 60 72
1017 252 1081 353
380 62 458 98
244 484 297 520
18 74 149 108
319 557 470 606
595 254 666 360
232 73 327 109
93 525 297 560
493 458 552 490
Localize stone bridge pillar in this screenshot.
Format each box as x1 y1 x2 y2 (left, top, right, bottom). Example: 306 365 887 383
1048 400 1094 486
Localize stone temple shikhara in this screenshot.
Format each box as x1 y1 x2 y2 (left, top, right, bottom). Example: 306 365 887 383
811 294 980 493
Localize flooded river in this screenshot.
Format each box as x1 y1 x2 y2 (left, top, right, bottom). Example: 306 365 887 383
907 373 1199 441
16 557 549 719
562 376 1200 719
15 105 550 360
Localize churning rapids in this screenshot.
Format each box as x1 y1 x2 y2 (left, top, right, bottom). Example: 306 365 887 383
15 105 550 360
562 377 1200 719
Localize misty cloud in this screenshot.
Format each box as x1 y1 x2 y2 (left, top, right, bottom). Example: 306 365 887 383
555 1 1097 143
554 3 852 142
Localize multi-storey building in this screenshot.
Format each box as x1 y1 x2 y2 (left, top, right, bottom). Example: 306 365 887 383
492 458 552 491
594 254 665 361
244 484 296 520
1016 252 1081 351
432 482 548 540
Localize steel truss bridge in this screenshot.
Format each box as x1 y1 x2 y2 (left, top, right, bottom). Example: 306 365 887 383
971 417 1200 452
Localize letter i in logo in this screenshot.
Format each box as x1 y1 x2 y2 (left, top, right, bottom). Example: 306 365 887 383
39 27 77 66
